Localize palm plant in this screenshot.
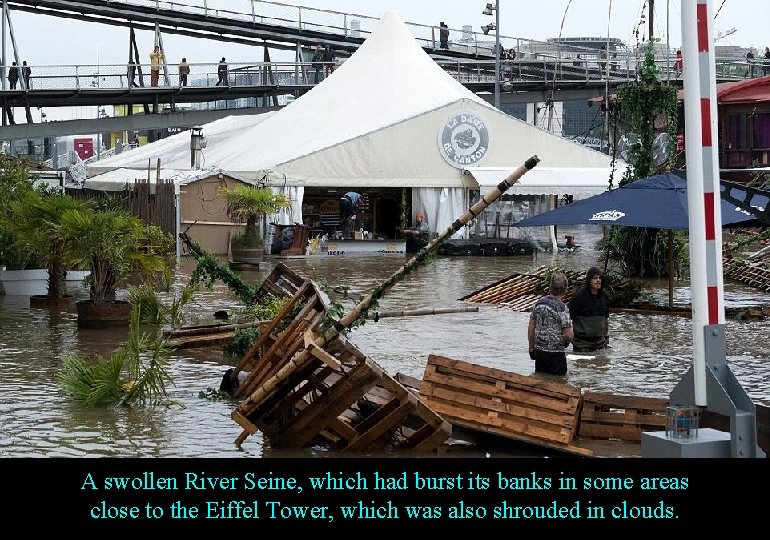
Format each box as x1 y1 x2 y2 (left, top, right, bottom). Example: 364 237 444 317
61 206 174 305
58 305 174 407
6 191 86 301
218 184 291 247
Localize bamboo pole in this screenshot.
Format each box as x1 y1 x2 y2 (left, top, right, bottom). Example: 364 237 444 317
369 306 479 319
335 155 540 332
234 156 541 424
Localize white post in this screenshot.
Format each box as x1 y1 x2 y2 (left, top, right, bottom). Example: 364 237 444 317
494 0 500 109
175 187 181 262
681 0 725 406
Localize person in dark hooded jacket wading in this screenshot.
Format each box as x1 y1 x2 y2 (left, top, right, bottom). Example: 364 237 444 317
568 266 610 352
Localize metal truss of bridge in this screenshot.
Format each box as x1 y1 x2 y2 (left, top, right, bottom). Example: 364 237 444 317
0 0 759 140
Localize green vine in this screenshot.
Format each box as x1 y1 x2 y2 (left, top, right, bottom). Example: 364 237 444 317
616 42 679 183
606 41 685 278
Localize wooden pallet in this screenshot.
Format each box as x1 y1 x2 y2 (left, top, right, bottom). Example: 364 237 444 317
419 354 590 456
577 392 668 441
228 268 450 453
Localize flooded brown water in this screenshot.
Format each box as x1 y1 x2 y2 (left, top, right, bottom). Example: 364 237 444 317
1 225 768 457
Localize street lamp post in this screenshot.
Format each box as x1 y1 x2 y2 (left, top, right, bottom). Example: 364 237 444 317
482 2 500 109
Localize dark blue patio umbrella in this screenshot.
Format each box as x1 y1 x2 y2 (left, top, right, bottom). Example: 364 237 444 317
512 172 765 230
512 172 767 308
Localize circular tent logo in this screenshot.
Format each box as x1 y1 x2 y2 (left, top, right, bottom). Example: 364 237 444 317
438 112 490 168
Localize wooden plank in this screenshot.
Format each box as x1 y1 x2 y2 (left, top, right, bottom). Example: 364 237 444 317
448 418 593 457
581 409 667 427
274 362 380 448
426 400 574 445
422 370 581 416
428 354 581 399
169 332 235 349
346 397 415 451
424 384 577 429
420 355 582 449
577 392 669 441
582 391 669 411
407 420 454 452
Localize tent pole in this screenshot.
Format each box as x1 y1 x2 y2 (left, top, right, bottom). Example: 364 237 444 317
668 229 674 310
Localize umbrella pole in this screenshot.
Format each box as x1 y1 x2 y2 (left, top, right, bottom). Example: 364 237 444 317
668 229 674 310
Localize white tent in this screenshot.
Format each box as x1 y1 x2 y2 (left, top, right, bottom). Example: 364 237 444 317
87 11 625 238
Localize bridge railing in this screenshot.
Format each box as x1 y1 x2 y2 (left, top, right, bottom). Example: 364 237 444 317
5 61 336 90
3 54 760 94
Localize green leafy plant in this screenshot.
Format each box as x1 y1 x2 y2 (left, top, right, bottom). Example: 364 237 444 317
218 184 291 248
5 190 86 299
128 270 198 326
58 305 176 407
0 156 38 270
61 206 175 305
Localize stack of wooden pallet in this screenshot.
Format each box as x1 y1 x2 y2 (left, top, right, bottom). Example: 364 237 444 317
227 264 450 452
419 354 590 456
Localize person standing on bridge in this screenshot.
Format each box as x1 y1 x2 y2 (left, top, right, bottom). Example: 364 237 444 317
150 45 164 87
7 62 19 89
311 45 324 84
439 22 449 49
179 57 190 87
322 45 335 77
22 61 31 89
216 57 229 86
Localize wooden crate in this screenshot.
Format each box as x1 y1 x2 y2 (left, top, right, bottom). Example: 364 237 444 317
420 354 590 456
578 391 668 441
229 266 450 453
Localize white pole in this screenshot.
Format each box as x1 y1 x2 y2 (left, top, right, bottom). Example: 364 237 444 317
175 187 181 262
494 0 500 109
681 0 725 406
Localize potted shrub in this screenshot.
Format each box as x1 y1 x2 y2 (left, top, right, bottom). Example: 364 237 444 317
5 190 87 307
218 184 291 264
0 156 46 296
60 206 175 328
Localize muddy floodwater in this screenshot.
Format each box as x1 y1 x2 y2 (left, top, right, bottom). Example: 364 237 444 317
1 226 768 457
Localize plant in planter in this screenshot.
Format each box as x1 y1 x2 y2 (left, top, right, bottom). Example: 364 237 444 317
218 184 291 261
60 206 175 327
5 190 87 306
0 155 38 273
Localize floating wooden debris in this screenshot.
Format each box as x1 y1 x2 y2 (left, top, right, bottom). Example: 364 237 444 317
464 264 770 318
419 354 591 456
460 266 582 311
368 306 479 320
724 254 770 292
578 392 668 442
165 320 269 350
227 264 450 452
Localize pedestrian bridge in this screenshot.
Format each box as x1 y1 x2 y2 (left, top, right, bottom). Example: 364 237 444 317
0 0 763 139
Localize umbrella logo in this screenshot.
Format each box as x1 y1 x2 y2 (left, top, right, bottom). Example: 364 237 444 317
438 112 490 169
589 210 626 222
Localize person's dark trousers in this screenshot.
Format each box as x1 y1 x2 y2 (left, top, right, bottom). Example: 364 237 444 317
533 349 567 376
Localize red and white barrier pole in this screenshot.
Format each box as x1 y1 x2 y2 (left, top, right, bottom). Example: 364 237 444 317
681 0 725 406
